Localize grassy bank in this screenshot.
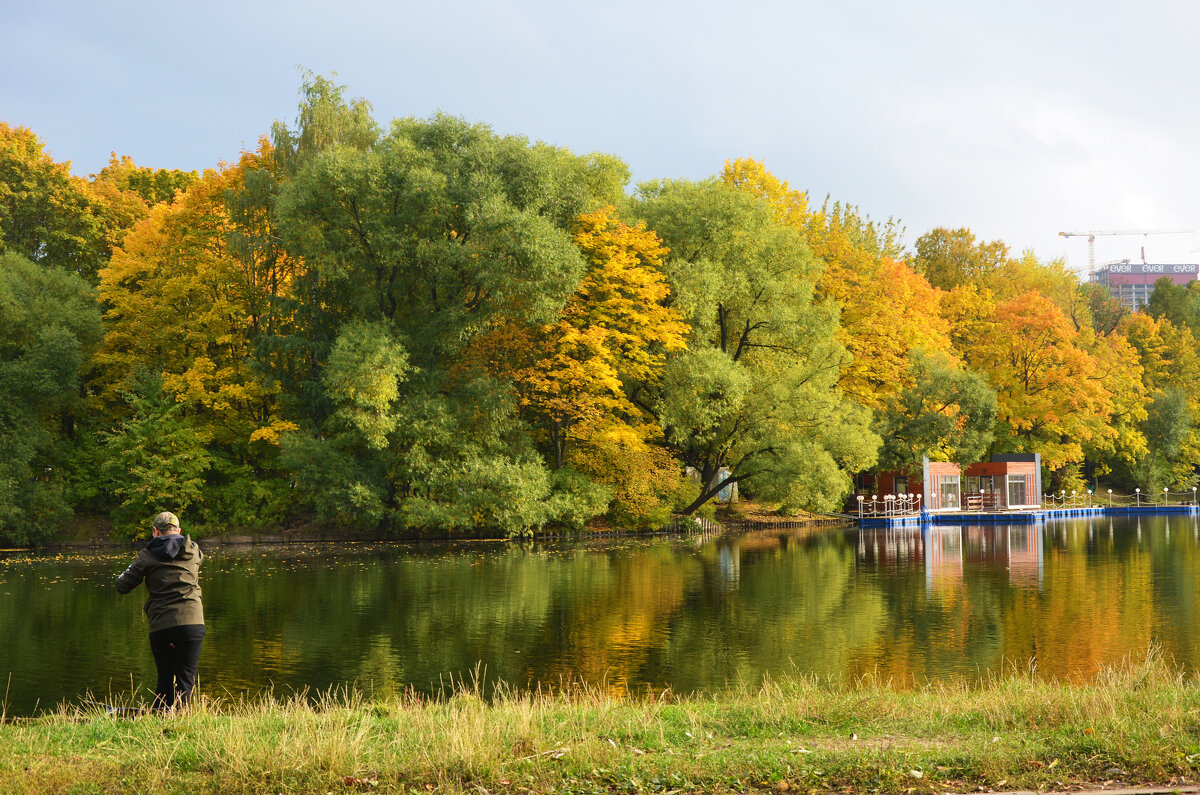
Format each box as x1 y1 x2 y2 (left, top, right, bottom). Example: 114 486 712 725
3 653 1199 794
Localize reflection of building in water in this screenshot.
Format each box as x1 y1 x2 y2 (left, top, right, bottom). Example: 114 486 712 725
924 526 964 594
718 541 740 589
858 525 1044 595
857 526 924 569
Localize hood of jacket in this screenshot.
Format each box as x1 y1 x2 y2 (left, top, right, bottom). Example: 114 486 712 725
146 533 192 561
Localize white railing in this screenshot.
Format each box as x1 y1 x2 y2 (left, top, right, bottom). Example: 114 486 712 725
856 493 922 519
1042 487 1200 508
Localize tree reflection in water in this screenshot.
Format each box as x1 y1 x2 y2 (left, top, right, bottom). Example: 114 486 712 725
0 514 1197 716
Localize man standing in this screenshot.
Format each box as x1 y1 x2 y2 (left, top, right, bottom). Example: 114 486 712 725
116 511 205 711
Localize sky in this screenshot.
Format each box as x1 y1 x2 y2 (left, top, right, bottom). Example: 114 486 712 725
4 0 1199 276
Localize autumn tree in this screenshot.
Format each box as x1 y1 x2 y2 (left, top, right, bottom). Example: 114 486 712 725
1078 328 1149 484
912 227 1009 290
87 154 198 253
95 142 299 533
954 289 1110 482
1118 312 1200 489
721 158 953 411
510 206 690 525
0 123 105 280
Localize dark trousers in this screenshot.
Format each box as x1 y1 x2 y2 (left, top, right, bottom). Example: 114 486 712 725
148 624 205 710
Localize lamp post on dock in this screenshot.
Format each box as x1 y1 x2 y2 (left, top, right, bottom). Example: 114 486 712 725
1107 489 1112 507
1088 489 1092 507
1136 488 1140 506
1165 487 1170 506
857 495 864 520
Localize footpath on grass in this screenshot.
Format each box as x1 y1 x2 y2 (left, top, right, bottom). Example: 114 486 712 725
2 652 1199 794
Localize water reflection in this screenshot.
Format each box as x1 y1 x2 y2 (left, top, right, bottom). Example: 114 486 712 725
1 515 1198 716
858 525 1044 596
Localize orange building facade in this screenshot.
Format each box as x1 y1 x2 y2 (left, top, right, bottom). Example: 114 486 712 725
864 454 1042 512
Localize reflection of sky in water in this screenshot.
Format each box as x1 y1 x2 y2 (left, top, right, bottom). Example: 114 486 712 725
1 515 1198 715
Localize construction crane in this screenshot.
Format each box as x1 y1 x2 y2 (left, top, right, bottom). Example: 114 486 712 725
1059 229 1193 274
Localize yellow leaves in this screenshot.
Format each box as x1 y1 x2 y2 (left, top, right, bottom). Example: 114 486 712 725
94 145 297 453
720 158 809 228
511 206 689 465
249 420 300 446
570 205 689 384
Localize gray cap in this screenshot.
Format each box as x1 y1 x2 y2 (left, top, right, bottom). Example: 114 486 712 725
152 511 181 532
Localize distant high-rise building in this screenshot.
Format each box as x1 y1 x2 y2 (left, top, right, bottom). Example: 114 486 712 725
1090 263 1198 311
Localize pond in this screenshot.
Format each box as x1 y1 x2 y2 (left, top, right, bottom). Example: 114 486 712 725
2 514 1197 716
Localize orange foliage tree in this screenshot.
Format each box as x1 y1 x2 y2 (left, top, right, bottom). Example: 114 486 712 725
955 289 1110 477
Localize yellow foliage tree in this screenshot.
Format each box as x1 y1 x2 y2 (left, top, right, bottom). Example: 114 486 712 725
96 140 299 451
86 154 198 254
512 206 689 523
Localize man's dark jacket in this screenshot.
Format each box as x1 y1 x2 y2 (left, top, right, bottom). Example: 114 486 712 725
115 534 204 632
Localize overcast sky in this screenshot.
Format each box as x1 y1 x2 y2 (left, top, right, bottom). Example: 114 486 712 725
5 0 1198 275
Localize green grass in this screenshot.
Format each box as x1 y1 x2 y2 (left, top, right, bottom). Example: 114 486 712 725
3 651 1200 794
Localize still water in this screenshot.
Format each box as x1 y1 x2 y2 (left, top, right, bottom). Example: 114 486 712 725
1 514 1198 716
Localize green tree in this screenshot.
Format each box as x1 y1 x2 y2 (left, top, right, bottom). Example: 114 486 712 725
1080 282 1128 335
634 179 879 514
721 159 953 411
873 349 997 470
274 86 629 534
1138 387 1195 491
0 252 101 543
99 376 216 538
1147 277 1200 335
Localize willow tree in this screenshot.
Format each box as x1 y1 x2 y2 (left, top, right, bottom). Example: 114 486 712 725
634 179 879 514
275 99 630 534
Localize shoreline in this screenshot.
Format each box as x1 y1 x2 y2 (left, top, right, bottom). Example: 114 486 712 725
15 512 849 552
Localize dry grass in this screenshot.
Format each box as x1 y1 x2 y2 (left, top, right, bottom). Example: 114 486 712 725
2 650 1199 793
